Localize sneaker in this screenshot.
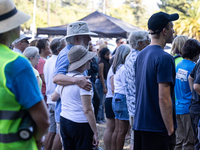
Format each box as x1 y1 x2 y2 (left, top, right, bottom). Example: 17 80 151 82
102 120 106 123
125 134 131 140
97 120 106 124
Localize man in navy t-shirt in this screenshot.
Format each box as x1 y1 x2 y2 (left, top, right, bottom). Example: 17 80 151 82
133 12 179 150
189 61 200 149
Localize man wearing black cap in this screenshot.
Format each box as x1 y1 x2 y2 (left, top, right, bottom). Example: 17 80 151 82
133 12 179 150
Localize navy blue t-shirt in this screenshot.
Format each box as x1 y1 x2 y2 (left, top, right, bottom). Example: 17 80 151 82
190 61 200 113
133 45 176 132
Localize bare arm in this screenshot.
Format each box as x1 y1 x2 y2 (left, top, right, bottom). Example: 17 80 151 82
81 95 99 147
53 74 92 91
51 91 60 102
159 82 174 136
110 75 114 95
98 63 107 94
36 76 40 87
40 74 45 84
194 83 200 95
28 100 50 141
188 75 194 92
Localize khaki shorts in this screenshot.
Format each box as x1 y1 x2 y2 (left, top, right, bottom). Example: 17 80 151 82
48 104 57 133
129 116 134 144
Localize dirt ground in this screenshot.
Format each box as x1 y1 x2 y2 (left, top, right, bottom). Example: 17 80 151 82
97 123 130 150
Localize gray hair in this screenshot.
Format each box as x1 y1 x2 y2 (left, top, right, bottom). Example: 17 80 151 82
23 46 39 59
128 31 149 49
66 36 75 44
50 37 65 55
112 44 131 74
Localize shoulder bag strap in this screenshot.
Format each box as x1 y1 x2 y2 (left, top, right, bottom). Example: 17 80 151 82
61 73 80 95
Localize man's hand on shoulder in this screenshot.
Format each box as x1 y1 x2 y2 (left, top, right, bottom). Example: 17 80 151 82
76 76 92 91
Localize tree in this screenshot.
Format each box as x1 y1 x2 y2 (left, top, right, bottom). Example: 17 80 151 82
107 0 148 29
175 1 200 40
14 0 146 33
61 0 88 7
108 4 135 26
158 0 192 15
158 0 200 40
125 0 147 27
13 0 91 31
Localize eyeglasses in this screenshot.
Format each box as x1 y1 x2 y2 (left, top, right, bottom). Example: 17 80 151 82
21 40 29 44
34 55 40 58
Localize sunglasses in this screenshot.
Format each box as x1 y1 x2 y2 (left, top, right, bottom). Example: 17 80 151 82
21 40 29 44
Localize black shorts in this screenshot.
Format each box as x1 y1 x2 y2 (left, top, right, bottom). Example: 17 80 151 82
134 130 176 150
60 116 94 150
105 97 115 119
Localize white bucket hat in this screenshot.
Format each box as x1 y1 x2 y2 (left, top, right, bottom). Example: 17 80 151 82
12 34 31 44
0 0 30 34
63 21 98 40
68 45 96 72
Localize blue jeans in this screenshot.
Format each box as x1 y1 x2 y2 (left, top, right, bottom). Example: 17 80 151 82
95 79 106 122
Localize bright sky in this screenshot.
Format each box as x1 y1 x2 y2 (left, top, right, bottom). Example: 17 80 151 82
142 0 160 14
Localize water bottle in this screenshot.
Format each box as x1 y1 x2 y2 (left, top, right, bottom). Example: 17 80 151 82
17 113 36 140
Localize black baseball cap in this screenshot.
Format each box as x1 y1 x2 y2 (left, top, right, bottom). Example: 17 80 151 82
148 12 179 34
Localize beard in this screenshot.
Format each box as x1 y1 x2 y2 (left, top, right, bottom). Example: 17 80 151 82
80 39 89 50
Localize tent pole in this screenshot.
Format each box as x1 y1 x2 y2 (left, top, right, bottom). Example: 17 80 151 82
32 0 37 39
103 0 106 14
47 0 50 27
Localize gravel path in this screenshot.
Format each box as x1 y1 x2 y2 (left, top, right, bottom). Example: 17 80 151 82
97 123 130 150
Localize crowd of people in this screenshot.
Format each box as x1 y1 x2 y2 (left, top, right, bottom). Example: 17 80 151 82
2 0 200 150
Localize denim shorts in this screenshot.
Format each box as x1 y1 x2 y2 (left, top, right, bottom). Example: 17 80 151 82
112 93 129 121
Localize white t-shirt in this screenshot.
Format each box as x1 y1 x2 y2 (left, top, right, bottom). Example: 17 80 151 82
13 47 23 54
43 55 57 105
106 66 114 98
114 64 126 95
55 71 93 123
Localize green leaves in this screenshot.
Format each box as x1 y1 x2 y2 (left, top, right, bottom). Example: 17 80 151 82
14 0 91 31
158 0 200 40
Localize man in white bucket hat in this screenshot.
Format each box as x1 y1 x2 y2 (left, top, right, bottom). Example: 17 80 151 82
0 0 49 149
12 34 31 54
53 21 98 86
53 22 98 146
